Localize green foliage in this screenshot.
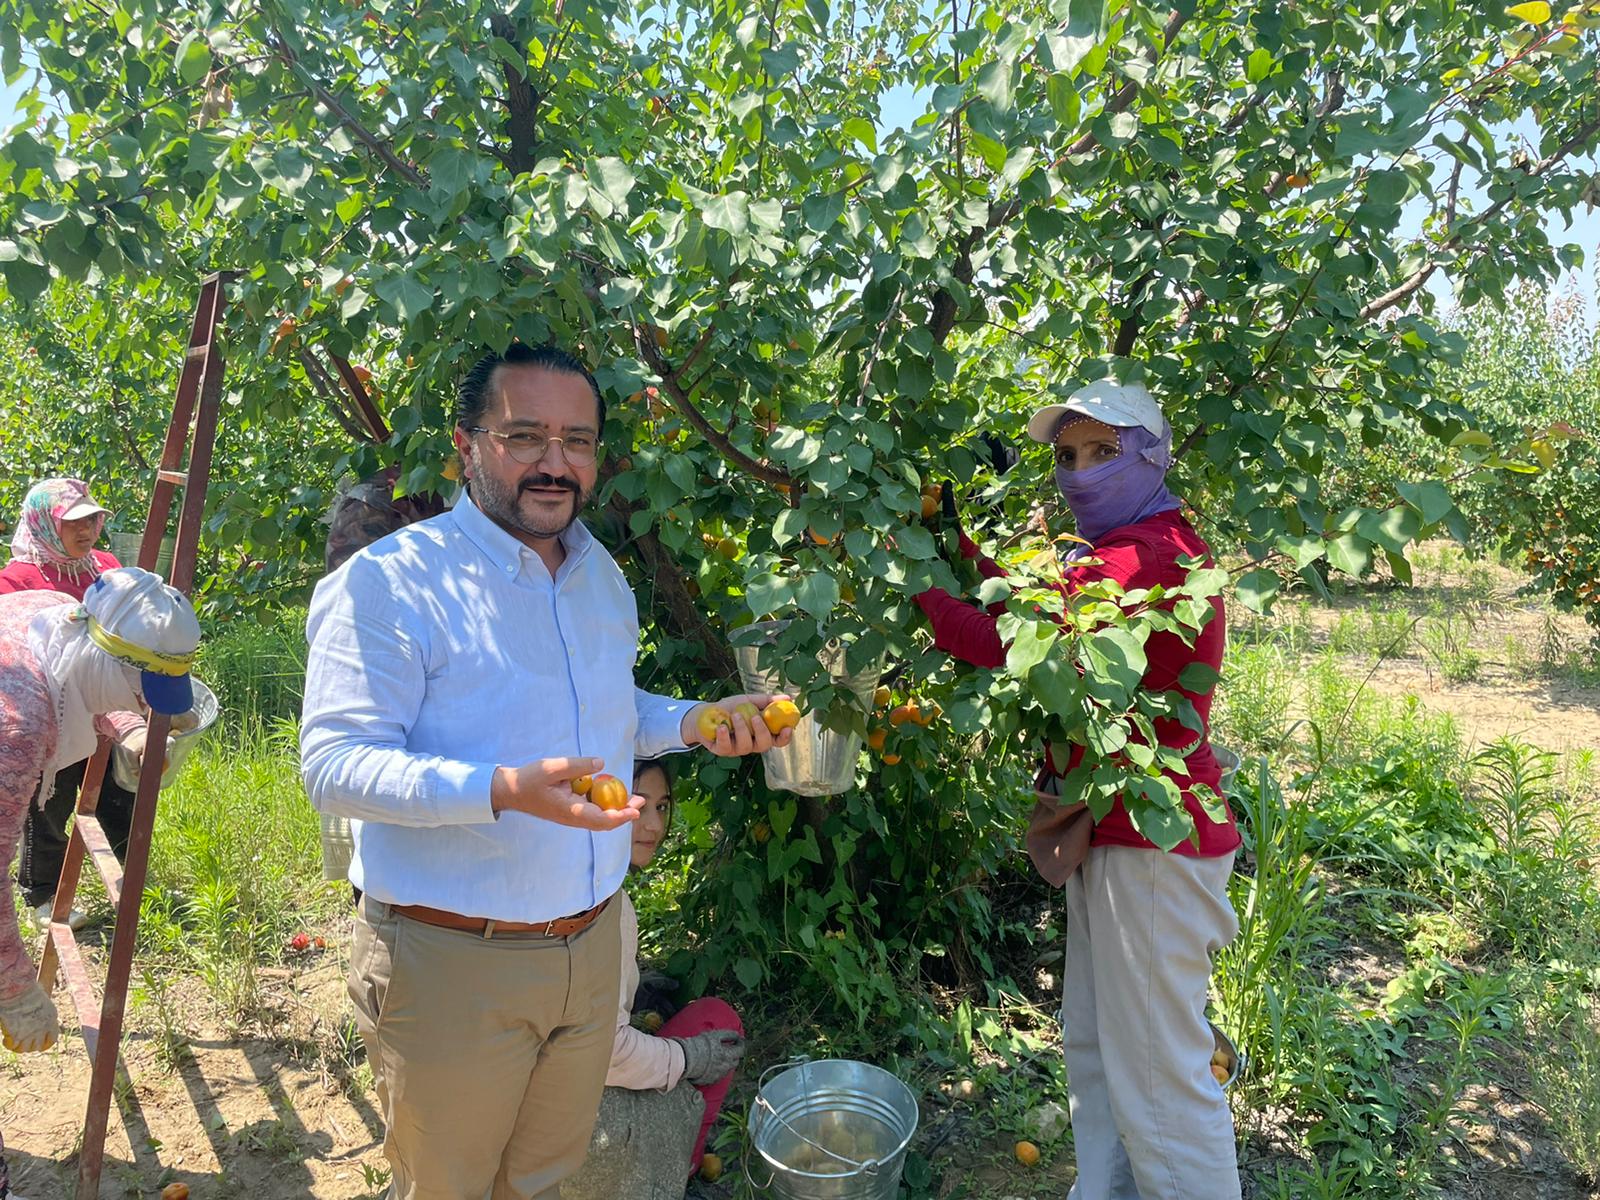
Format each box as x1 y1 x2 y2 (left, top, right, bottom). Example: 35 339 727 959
4 0 1599 1044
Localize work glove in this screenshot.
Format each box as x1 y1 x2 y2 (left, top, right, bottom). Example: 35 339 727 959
672 1028 746 1085
0 981 60 1053
632 969 682 1020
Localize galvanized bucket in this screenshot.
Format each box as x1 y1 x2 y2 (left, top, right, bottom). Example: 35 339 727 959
108 532 176 581
732 620 884 797
747 1058 919 1199
110 678 219 792
1213 743 1242 794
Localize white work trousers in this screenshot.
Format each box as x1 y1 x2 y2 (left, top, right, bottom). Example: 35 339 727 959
1062 845 1242 1200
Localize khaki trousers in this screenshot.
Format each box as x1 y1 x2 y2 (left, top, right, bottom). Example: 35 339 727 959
349 895 623 1200
1063 846 1241 1200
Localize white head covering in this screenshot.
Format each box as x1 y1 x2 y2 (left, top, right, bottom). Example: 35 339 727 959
1025 381 1170 443
24 568 200 792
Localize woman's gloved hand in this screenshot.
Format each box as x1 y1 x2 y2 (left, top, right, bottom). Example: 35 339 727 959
672 1029 746 1085
0 981 60 1053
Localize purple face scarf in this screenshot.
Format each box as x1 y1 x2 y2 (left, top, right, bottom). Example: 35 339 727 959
1053 417 1181 550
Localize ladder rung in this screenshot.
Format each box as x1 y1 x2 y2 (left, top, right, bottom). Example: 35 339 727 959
75 814 124 908
155 469 188 486
50 924 102 1063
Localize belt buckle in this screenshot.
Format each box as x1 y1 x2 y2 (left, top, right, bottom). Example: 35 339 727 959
534 917 560 938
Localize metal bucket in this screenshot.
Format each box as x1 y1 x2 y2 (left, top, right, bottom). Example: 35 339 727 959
748 1058 919 1199
732 620 883 797
1213 743 1241 794
108 532 176 580
110 678 219 791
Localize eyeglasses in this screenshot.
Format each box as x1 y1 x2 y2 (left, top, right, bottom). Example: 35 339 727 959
466 426 599 467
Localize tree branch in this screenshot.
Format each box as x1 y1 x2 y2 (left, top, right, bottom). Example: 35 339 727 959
1360 110 1600 321
488 12 540 176
634 325 794 487
270 31 427 190
1064 9 1186 158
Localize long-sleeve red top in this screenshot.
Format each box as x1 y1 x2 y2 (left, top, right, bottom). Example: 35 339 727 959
915 509 1240 858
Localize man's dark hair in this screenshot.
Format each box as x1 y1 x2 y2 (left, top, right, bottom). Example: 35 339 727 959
455 344 606 432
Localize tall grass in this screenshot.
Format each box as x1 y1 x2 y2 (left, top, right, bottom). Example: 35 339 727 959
1208 642 1600 1197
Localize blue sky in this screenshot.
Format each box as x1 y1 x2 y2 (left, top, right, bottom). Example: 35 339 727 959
5 69 1595 317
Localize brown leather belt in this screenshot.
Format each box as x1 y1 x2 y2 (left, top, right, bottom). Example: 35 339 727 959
390 896 611 939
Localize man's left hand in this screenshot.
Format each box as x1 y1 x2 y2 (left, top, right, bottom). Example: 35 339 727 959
682 693 796 756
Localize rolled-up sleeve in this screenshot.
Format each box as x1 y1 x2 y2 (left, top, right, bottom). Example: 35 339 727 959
633 689 692 761
300 560 497 827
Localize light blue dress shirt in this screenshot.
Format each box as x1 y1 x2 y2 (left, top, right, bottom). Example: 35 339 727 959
300 494 693 922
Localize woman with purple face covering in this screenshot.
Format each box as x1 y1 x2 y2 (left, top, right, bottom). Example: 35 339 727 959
916 381 1243 1200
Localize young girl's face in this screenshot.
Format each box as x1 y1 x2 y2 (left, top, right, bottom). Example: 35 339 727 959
630 764 672 869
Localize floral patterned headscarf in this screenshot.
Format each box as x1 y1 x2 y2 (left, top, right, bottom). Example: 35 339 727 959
10 478 108 581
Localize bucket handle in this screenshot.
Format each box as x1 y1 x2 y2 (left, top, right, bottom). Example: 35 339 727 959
744 1055 885 1188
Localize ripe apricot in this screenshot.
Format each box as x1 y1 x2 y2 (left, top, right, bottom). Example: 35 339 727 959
1210 1063 1230 1086
271 316 297 350
920 484 942 519
866 728 887 751
882 752 902 766
914 701 940 726
1015 1140 1040 1166
589 774 630 812
889 703 918 727
162 1185 191 1200
873 685 891 708
571 774 593 796
761 699 801 735
695 705 732 742
752 821 771 843
717 537 739 558
699 1153 723 1182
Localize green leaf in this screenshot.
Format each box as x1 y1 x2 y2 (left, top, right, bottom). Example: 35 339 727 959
1355 506 1422 555
588 157 636 209
1396 480 1454 525
1326 532 1372 577
1029 658 1083 718
1006 620 1059 676
377 275 434 324
746 573 794 616
734 957 762 988
1081 627 1147 704
701 192 750 236
1245 47 1275 83
842 117 877 153
975 59 1014 113
1235 569 1280 614
1177 661 1222 692
174 30 211 85
794 571 840 618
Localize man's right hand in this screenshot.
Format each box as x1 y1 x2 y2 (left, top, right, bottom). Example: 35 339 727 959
490 756 644 830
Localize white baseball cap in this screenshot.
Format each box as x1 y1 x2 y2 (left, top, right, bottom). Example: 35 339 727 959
82 568 201 715
1026 381 1169 443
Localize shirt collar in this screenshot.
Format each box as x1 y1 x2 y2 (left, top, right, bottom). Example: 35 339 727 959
452 489 593 577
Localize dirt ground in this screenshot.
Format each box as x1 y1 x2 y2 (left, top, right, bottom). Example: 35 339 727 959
1258 551 1600 757
1 936 390 1200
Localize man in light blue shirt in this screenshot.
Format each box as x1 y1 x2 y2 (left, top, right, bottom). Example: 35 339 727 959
301 344 788 1200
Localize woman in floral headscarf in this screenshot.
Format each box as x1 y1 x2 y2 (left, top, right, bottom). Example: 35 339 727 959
0 479 120 599
0 479 131 932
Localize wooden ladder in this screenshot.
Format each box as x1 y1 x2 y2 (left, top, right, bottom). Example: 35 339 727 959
36 272 230 1199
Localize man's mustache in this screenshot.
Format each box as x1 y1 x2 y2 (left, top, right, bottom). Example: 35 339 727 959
519 475 582 495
